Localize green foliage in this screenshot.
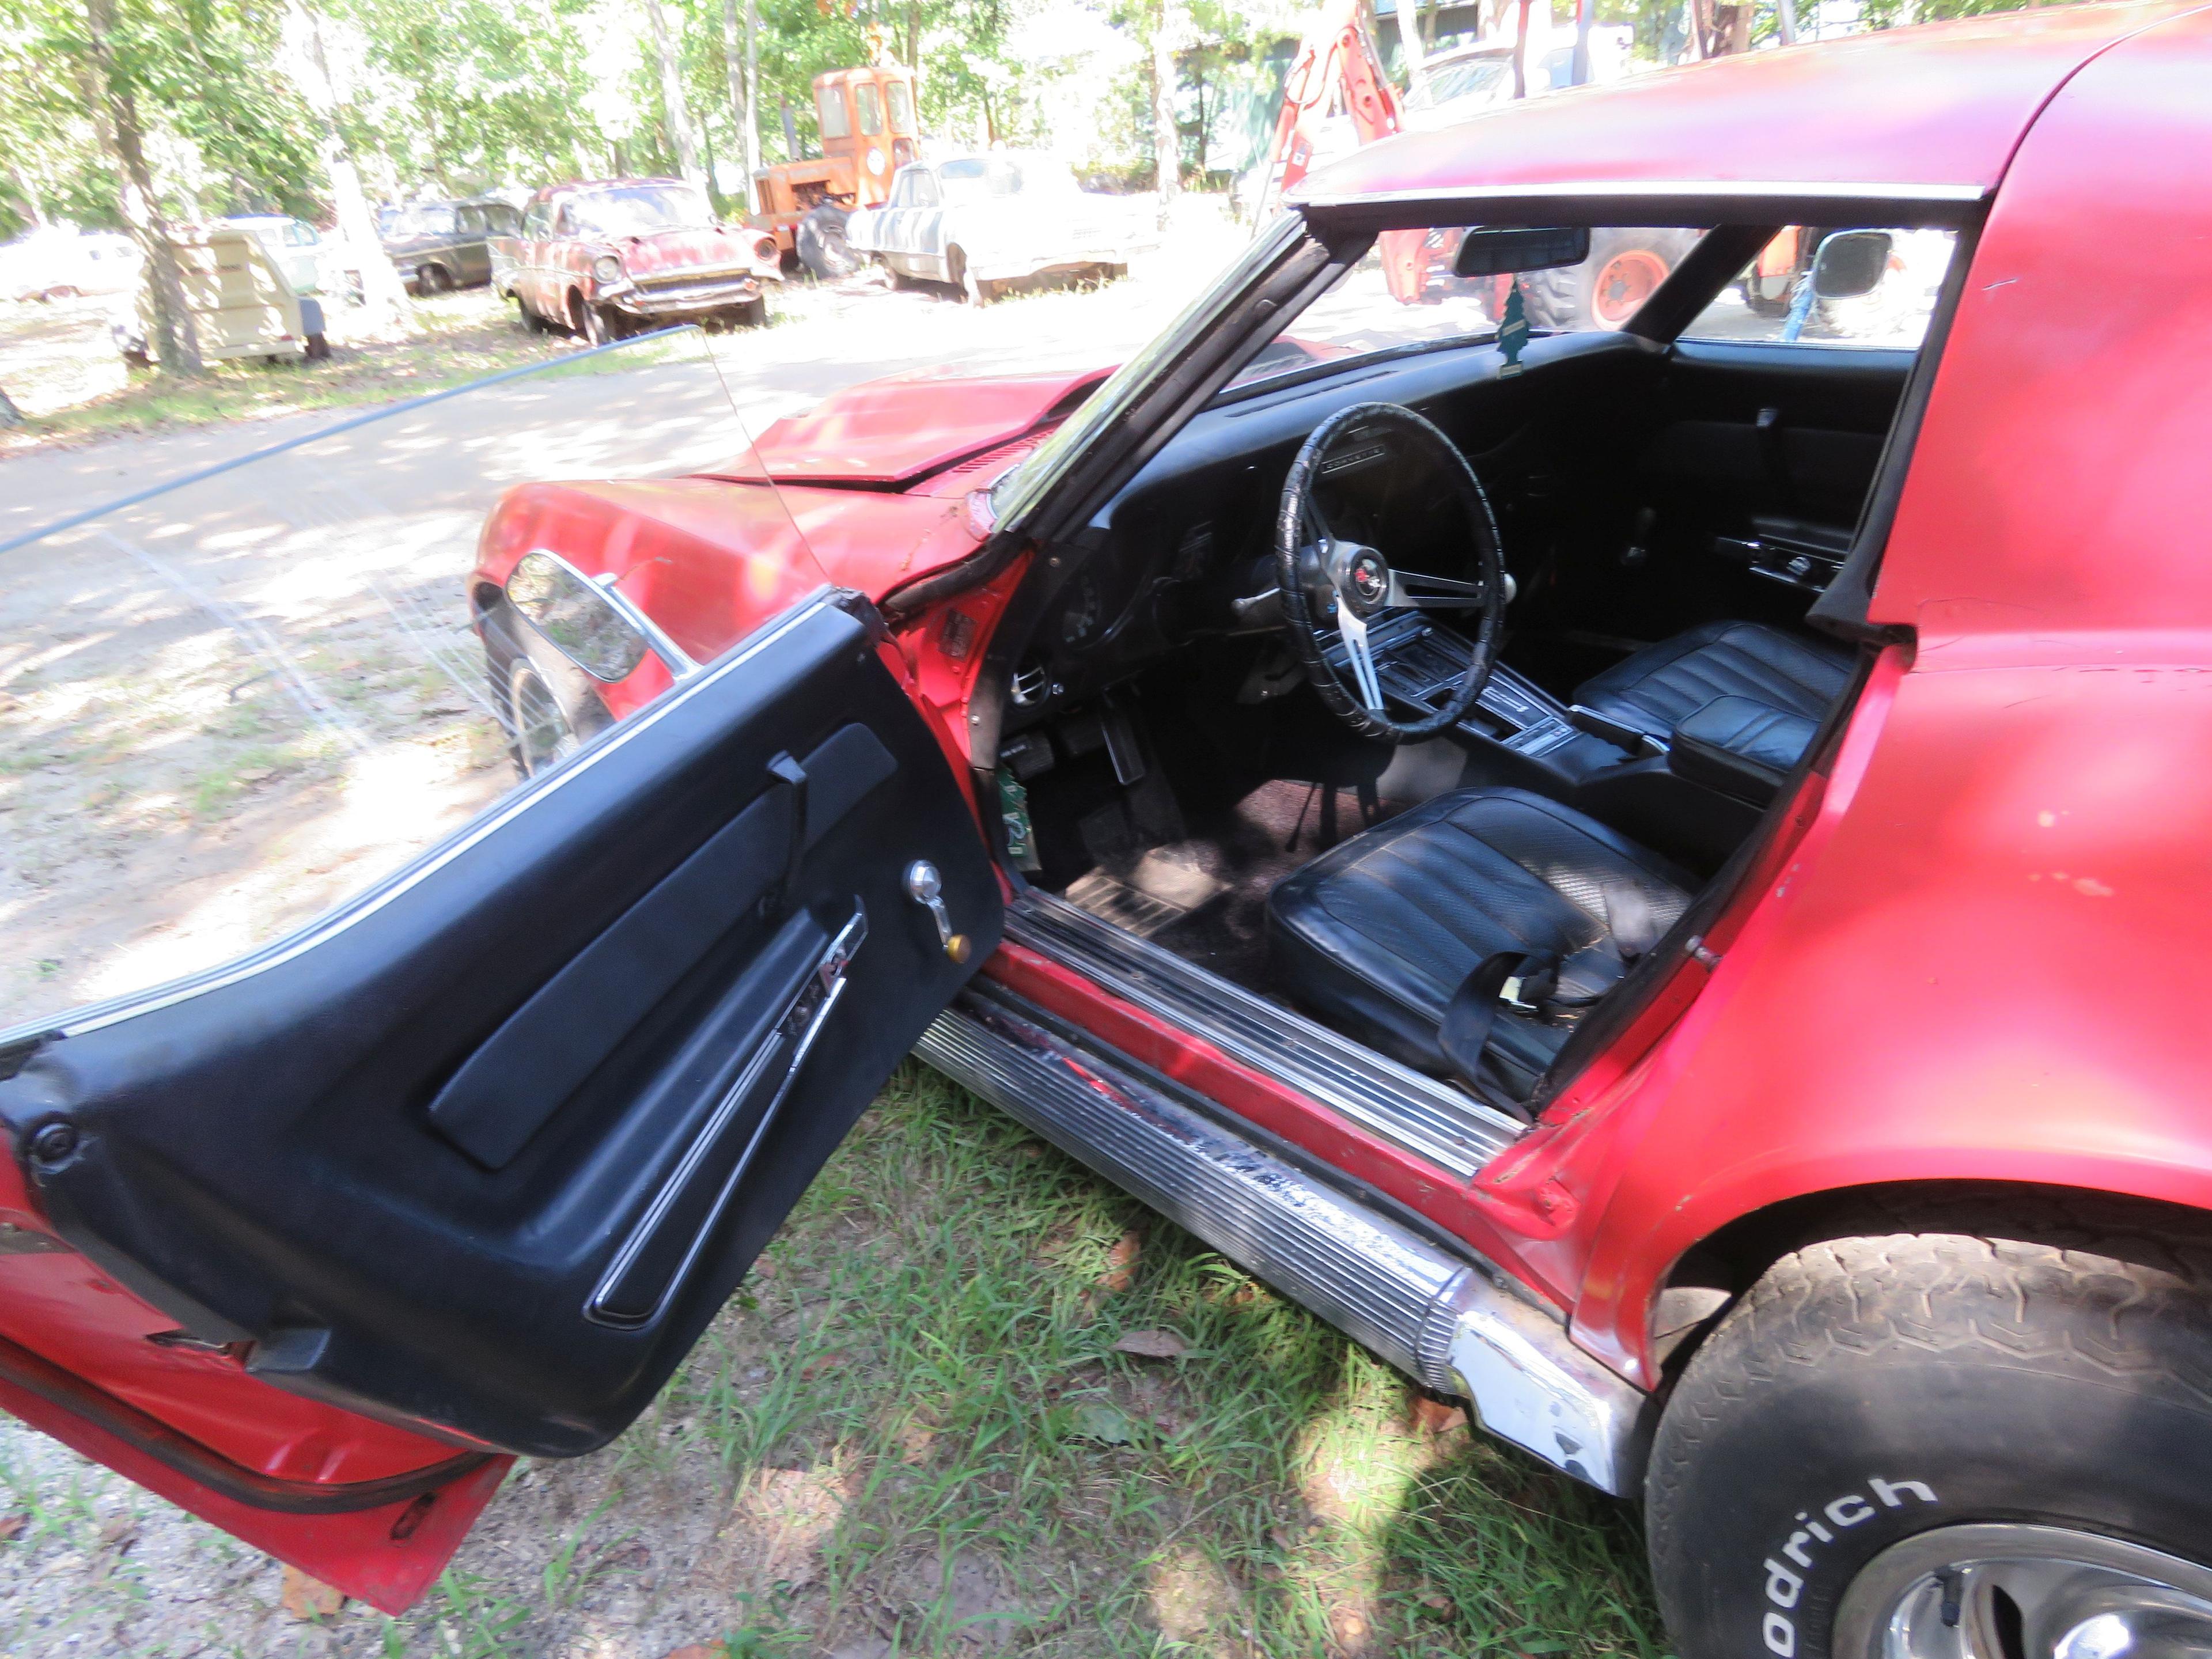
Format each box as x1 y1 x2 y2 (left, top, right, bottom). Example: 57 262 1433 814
1 0 323 235
324 0 611 194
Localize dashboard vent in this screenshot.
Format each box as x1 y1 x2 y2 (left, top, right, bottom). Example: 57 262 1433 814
1010 660 1051 706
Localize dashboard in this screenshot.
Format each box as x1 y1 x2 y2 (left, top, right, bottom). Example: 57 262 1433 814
1001 329 1660 729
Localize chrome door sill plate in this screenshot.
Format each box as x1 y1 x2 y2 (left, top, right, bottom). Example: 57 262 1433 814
1002 888 1521 1179
916 984 1644 1493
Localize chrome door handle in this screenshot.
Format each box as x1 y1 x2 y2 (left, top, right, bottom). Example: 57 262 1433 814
903 860 971 963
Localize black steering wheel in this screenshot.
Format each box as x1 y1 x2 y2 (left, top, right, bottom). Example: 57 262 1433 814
1275 402 1509 744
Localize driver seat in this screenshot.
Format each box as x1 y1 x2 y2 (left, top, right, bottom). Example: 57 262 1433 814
1267 787 1694 1094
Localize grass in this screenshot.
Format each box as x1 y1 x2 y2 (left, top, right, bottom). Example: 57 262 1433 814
0 290 589 453
0 1062 1665 1658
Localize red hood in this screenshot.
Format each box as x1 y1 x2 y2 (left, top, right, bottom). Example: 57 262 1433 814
703 363 1111 487
617 226 773 272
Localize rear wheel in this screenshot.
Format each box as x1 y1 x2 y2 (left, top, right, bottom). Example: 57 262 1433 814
1647 1194 2212 1659
416 263 451 296
949 247 996 305
796 204 858 281
1521 229 1691 331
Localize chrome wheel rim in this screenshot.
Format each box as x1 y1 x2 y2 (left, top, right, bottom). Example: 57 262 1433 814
508 661 577 775
1835 1525 2212 1659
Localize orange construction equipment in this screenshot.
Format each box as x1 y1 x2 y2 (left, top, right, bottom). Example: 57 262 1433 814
1252 0 1435 301
753 58 921 278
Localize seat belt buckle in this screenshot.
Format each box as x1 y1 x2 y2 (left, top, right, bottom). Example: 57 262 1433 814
1499 959 1559 1016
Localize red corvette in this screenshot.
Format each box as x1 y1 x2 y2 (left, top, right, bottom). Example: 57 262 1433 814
7 8 2212 1656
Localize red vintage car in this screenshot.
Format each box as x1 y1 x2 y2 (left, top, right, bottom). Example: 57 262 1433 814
493 176 783 341
7 7 2212 1656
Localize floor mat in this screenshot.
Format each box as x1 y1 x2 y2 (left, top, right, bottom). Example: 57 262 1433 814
1081 779 1397 993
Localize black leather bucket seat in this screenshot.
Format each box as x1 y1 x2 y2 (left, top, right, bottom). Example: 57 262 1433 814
1573 620 1852 744
1267 787 1694 1094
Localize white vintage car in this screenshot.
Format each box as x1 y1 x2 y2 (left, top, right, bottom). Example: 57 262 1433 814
844 151 1158 302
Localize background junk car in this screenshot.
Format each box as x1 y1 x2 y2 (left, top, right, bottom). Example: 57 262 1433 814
378 197 522 296
9 8 2212 1659
844 151 1161 303
492 177 783 342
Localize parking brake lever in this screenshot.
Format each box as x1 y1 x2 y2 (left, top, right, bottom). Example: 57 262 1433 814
1567 704 1668 759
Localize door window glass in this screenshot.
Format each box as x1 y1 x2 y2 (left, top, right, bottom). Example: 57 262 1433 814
0 331 833 1035
817 86 850 141
855 82 883 136
1683 226 1959 349
886 79 915 134
458 206 485 234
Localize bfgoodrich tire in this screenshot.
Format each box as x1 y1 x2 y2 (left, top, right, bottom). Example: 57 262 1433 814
1646 1193 2212 1659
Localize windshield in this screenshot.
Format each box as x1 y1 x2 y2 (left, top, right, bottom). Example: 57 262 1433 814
572 185 710 237
989 214 1310 527
1223 224 1700 393
383 204 457 238
938 156 1075 205
1406 56 1510 109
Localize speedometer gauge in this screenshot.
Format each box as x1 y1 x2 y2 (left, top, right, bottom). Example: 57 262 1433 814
1059 573 1103 645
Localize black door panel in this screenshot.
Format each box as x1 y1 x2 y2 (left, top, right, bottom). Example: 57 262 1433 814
1 594 998 1457
1642 340 1913 527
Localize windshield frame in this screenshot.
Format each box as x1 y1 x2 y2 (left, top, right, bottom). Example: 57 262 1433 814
986 213 1318 536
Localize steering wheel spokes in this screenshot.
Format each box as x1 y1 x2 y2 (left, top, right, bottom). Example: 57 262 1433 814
1334 600 1386 714
1277 402 1509 743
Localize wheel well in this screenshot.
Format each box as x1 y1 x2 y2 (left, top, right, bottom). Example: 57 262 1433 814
1652 1179 2212 1378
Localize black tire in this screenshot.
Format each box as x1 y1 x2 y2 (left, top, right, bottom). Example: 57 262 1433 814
796 204 858 281
732 296 767 328
570 291 612 346
949 246 995 305
512 291 544 333
416 263 452 296
1647 1193 2212 1659
1521 227 1697 332
480 602 611 780
304 332 331 362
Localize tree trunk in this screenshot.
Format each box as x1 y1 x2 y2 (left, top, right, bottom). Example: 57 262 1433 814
643 0 705 188
1151 0 1179 226
81 0 203 377
299 0 413 335
1399 0 1433 107
904 0 921 69
6 160 47 229
744 0 760 185
1775 0 1799 44
720 0 753 211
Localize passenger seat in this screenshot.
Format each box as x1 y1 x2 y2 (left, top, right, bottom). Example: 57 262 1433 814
1572 621 1853 747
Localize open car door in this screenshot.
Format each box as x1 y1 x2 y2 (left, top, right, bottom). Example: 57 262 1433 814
0 332 1000 1610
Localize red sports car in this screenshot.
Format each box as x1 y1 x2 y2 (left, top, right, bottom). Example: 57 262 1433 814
6 8 2212 1657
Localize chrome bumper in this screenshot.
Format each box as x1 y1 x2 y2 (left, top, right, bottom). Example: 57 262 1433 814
609 277 763 317
914 985 1649 1494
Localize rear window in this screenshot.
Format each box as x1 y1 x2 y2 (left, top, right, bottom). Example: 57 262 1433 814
1684 226 1959 349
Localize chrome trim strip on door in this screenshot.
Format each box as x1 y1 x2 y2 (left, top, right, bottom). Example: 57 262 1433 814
13 589 841 1048
915 986 1645 1492
1002 889 1522 1178
587 904 866 1330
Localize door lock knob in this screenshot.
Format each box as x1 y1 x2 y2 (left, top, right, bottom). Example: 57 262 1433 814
903 860 971 963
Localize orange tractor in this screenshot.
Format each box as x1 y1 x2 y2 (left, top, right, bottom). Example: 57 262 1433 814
753 61 921 279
